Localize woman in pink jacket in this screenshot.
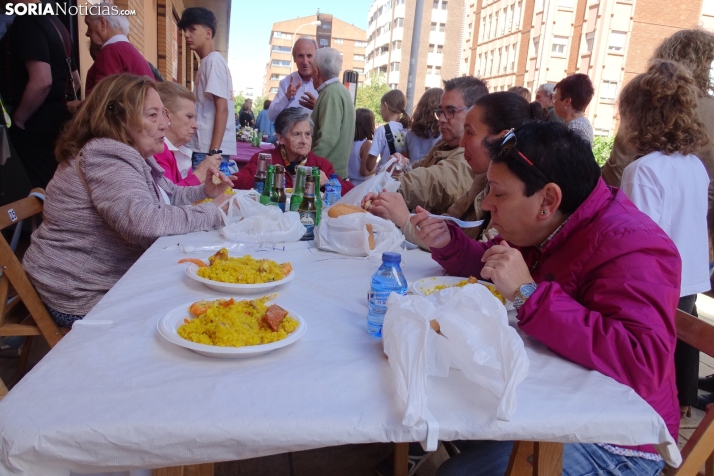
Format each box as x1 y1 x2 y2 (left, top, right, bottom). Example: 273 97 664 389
413 122 680 475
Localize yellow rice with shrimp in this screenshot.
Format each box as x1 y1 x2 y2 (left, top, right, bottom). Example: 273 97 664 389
197 255 289 284
178 298 299 347
426 279 506 304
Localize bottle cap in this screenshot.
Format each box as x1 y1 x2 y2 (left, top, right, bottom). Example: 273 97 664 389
382 252 401 263
329 173 338 179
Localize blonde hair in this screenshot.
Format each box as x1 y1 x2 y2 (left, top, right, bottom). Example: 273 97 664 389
619 60 709 156
156 81 196 113
55 74 157 162
381 89 410 129
652 29 714 96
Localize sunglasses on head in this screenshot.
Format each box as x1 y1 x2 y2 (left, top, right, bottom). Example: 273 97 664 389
498 129 551 184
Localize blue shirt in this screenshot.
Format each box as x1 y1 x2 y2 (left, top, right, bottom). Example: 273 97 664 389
255 109 275 136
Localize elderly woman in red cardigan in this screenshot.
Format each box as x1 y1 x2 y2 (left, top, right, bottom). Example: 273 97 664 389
153 81 221 186
232 108 354 195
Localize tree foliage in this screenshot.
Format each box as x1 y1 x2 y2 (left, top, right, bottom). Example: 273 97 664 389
234 94 269 120
356 71 390 121
592 135 615 166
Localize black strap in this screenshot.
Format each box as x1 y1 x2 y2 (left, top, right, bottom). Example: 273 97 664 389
46 16 78 101
384 123 396 156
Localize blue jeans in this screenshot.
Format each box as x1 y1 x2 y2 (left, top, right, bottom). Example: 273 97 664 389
436 441 664 476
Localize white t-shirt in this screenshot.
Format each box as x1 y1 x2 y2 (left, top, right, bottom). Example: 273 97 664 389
187 52 237 155
621 151 711 296
268 71 318 122
348 139 370 185
369 121 406 170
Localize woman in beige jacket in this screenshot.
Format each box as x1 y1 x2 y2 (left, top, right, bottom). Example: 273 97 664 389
23 74 232 326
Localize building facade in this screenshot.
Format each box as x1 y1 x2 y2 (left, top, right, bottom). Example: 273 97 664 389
463 0 712 135
261 14 367 99
365 0 466 106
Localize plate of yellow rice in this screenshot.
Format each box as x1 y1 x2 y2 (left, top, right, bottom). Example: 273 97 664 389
412 276 513 309
184 254 295 294
157 297 306 358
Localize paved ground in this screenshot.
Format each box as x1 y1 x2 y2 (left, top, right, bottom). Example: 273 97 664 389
4 295 714 475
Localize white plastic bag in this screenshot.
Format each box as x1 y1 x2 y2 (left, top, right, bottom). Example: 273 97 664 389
336 157 401 207
383 284 529 428
219 192 306 243
315 211 404 256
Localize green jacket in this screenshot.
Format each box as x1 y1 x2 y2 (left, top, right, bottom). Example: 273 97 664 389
311 81 355 178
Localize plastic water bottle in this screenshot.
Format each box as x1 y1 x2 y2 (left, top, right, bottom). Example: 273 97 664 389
368 252 408 337
324 174 341 207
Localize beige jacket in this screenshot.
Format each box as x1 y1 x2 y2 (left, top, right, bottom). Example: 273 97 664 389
397 140 474 216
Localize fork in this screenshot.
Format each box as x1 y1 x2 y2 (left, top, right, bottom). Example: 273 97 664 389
409 214 485 228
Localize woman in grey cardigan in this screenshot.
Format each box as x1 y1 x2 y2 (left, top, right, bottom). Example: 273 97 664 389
23 74 232 327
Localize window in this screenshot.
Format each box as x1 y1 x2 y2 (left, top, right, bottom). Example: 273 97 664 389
433 0 439 8
334 38 344 45
503 45 509 72
704 0 714 14
594 128 611 136
497 47 503 73
608 31 626 52
272 45 291 53
394 18 404 28
439 23 446 32
487 15 492 39
431 22 437 32
586 32 595 53
271 59 290 67
353 68 364 73
601 80 618 100
515 2 522 28
489 51 494 75
390 83 399 90
355 41 367 48
392 40 402 49
494 13 499 37
437 45 443 54
508 4 514 31
442 1 448 10
319 39 328 46
501 8 506 33
429 43 436 52
320 23 331 29
354 54 365 61
390 61 400 72
551 36 568 56
532 37 540 56
270 87 279 94
272 32 292 40
481 18 486 42
435 66 441 75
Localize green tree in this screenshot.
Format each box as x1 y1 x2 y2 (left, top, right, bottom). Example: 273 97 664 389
592 135 615 166
252 95 268 117
356 71 390 121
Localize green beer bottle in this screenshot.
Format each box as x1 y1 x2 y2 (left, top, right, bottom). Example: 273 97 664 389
298 175 318 240
311 166 322 226
290 166 307 212
260 165 279 206
274 165 287 212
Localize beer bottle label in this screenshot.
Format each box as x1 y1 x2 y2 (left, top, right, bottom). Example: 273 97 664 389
300 211 316 239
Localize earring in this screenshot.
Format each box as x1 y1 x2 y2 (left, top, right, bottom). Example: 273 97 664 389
540 210 547 215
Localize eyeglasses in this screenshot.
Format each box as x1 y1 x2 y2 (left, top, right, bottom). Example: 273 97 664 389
499 129 551 184
434 107 469 120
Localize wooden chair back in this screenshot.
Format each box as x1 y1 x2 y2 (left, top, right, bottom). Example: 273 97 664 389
0 188 62 346
666 309 714 476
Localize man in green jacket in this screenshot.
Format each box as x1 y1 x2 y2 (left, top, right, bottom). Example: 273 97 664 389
311 47 355 178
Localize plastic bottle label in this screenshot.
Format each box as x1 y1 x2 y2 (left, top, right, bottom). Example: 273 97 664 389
254 182 264 194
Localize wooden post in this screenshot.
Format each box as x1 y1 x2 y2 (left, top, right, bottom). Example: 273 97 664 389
394 442 409 476
152 463 214 476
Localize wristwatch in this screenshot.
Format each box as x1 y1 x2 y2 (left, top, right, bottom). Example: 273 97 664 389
209 149 222 155
513 282 538 310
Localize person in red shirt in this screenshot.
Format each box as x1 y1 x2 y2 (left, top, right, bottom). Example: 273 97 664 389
232 108 354 195
84 9 154 95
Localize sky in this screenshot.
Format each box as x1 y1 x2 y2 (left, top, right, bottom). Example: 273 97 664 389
227 0 372 98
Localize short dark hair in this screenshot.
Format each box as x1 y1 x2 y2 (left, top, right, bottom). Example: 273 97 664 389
554 74 594 112
475 92 546 134
487 121 600 214
178 7 217 38
442 76 489 107
355 108 375 141
263 99 271 110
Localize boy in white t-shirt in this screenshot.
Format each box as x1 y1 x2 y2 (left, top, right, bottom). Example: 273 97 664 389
365 90 410 173
178 7 236 166
619 60 711 414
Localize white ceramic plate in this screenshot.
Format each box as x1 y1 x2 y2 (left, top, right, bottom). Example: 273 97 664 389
412 276 514 310
184 263 295 294
157 299 307 359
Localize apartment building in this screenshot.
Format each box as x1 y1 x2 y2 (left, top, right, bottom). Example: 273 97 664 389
463 0 712 135
261 14 367 99
364 0 466 106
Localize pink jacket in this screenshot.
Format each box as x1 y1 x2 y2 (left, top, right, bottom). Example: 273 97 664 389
432 179 681 452
154 143 201 187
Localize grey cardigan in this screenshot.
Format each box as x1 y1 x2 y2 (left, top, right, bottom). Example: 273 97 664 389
23 138 223 315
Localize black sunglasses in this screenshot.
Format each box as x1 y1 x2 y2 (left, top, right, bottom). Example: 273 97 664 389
498 129 551 184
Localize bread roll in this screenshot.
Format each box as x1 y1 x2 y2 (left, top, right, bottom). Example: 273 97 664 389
327 203 375 250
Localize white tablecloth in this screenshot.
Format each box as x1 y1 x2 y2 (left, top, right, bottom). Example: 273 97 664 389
0 232 680 475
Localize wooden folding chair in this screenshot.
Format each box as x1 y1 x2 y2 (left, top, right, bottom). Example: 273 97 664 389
0 188 65 384
665 309 714 475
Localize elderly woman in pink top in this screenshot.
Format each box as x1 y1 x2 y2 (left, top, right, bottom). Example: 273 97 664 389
153 81 221 186
412 121 680 476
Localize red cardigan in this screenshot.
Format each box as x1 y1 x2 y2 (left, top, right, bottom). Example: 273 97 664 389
154 143 201 187
86 41 155 95
231 148 354 195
